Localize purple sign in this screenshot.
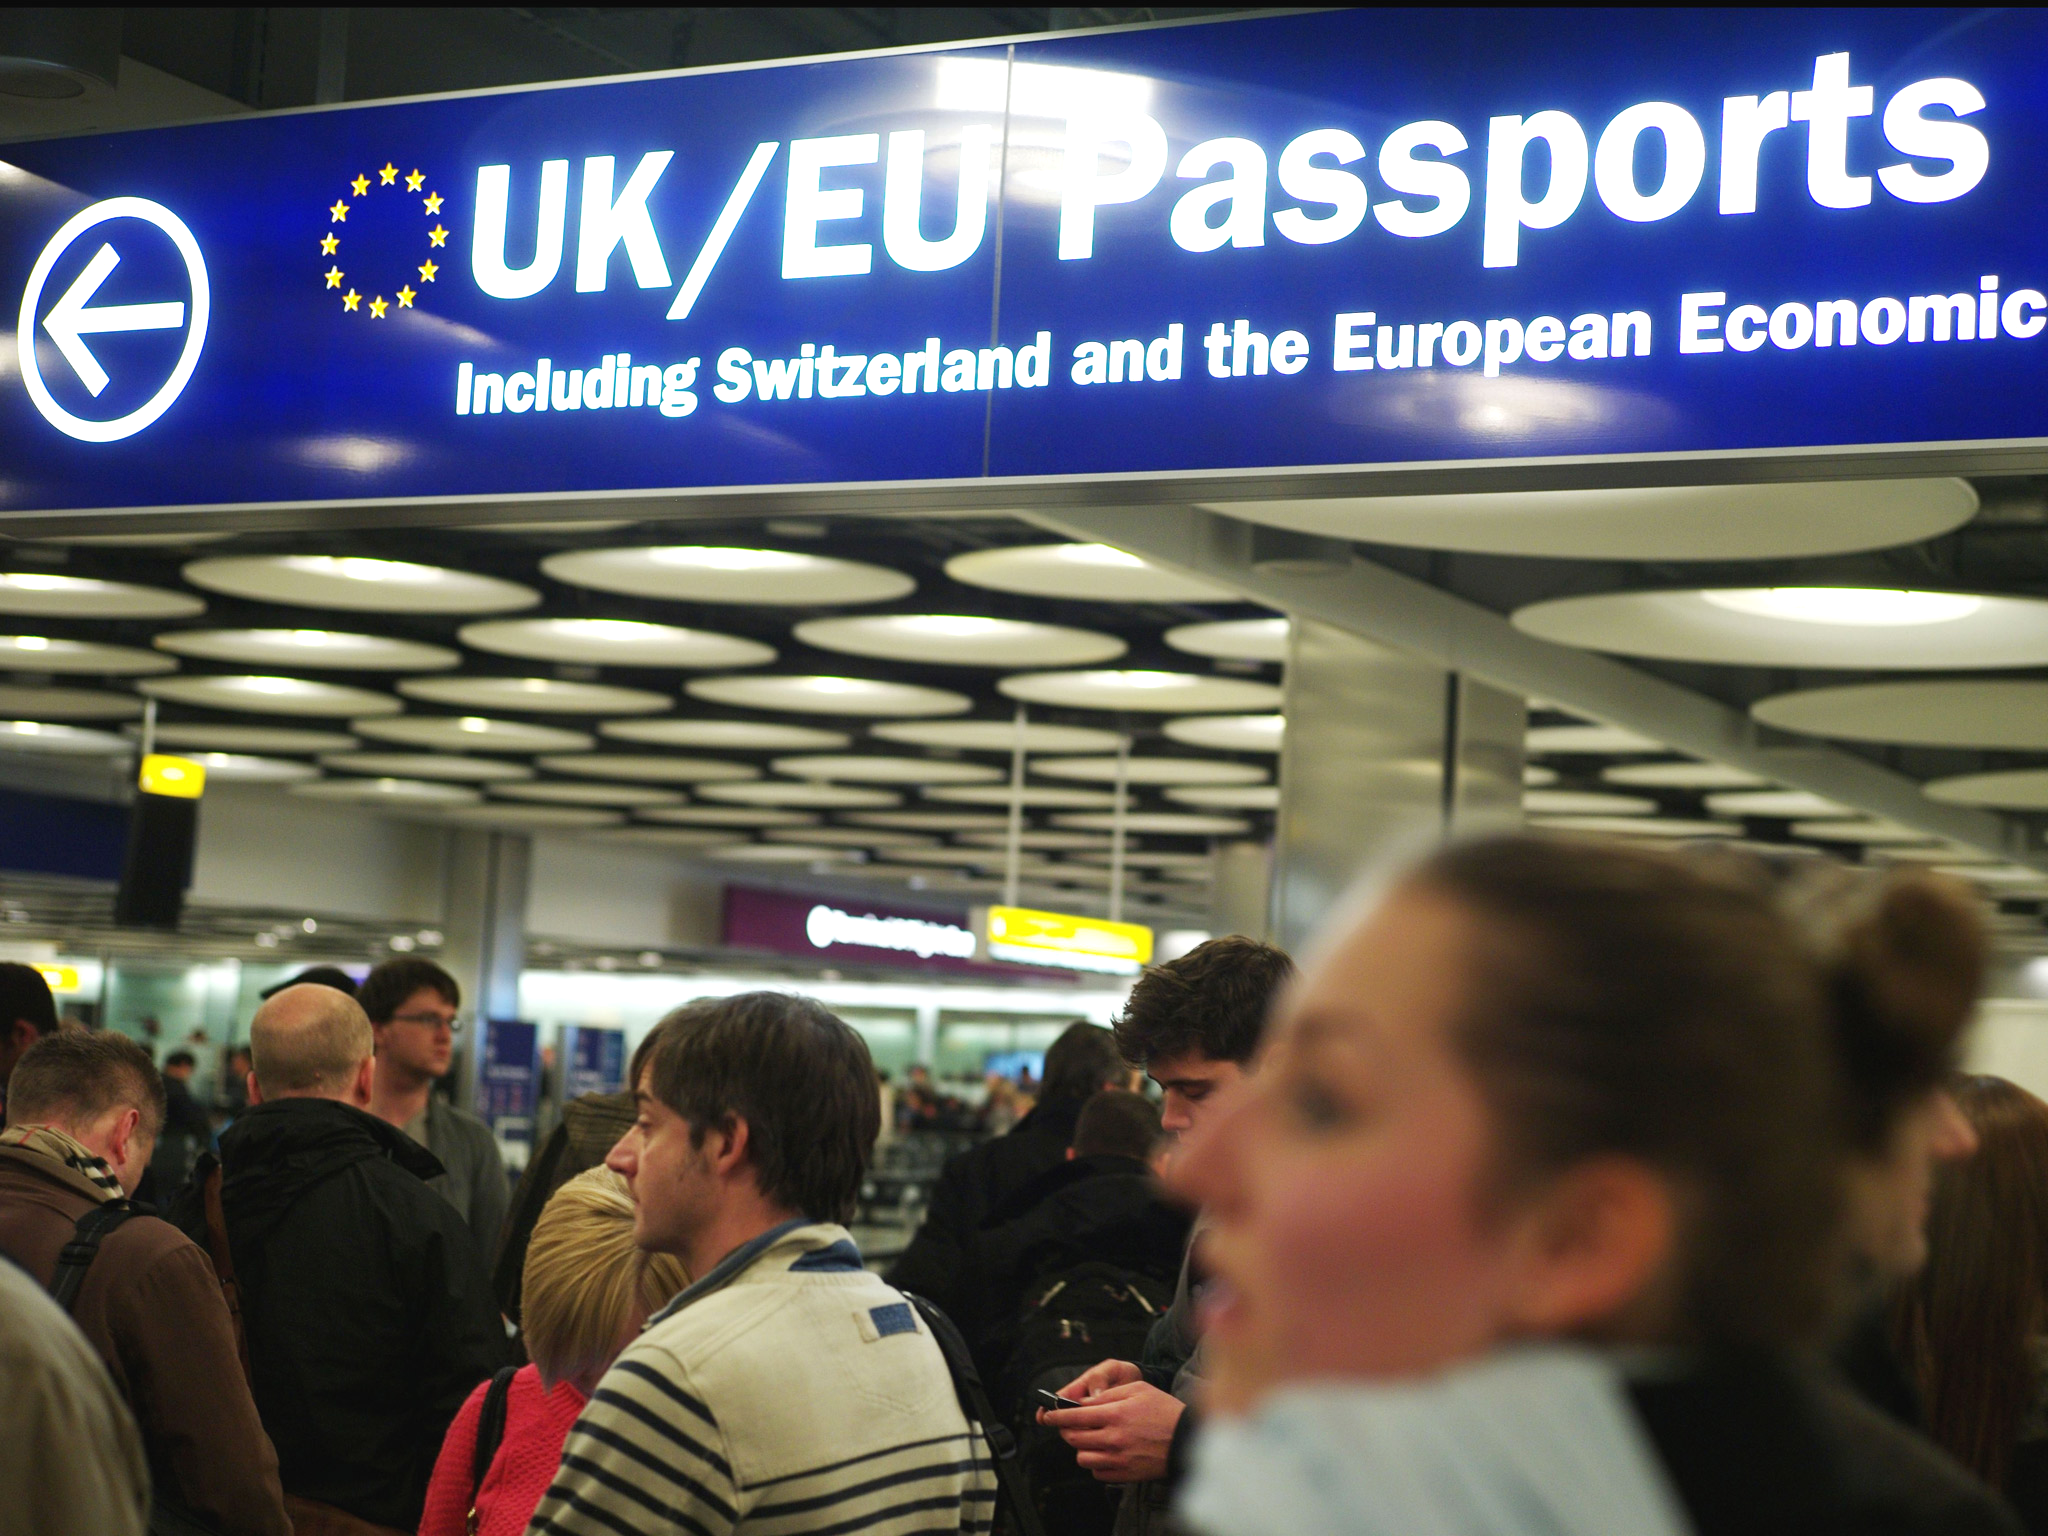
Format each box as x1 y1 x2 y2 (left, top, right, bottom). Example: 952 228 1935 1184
722 886 1075 979
561 1024 626 1100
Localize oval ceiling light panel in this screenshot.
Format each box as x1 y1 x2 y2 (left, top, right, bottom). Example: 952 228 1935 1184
1524 790 1658 816
1789 818 1937 845
398 676 671 714
141 675 399 717
458 618 776 670
925 784 1116 808
182 752 318 784
602 717 850 751
1524 723 1665 755
320 752 536 783
1051 811 1254 835
531 754 758 784
185 556 537 613
1036 756 1268 786
155 628 458 671
492 781 686 807
1513 587 2048 669
770 754 1004 784
761 826 938 848
869 719 1125 753
1165 784 1282 810
1751 681 2048 750
688 675 970 718
1163 714 1284 753
1524 765 1559 787
1601 761 1769 789
711 843 864 864
1704 789 1854 818
139 723 358 754
793 614 1127 668
0 636 174 674
0 572 203 619
292 776 480 806
542 546 913 605
1925 770 2048 810
0 721 131 754
695 780 901 808
1163 618 1289 662
1528 815 1743 838
638 805 820 828
441 804 623 830
999 670 1283 713
946 543 1238 603
845 810 1009 831
583 827 744 851
352 715 592 752
0 686 141 720
1202 479 1977 561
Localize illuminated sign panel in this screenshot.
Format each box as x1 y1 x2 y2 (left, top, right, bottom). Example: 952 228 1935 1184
138 754 205 798
981 905 1154 975
3 9 2048 514
33 965 79 993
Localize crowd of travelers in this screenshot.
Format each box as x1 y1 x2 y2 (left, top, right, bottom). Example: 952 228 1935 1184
4 832 2048 1534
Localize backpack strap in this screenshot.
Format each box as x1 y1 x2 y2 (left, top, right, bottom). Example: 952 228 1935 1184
903 1292 1050 1536
196 1157 253 1387
48 1198 141 1312
468 1365 520 1534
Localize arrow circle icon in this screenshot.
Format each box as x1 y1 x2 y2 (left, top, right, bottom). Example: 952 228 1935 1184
16 197 210 444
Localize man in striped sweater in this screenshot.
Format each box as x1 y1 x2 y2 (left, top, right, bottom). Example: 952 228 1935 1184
525 992 998 1536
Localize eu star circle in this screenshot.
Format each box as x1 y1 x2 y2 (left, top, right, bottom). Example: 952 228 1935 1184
16 197 210 444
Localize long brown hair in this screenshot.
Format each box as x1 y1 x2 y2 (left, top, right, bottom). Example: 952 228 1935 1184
1894 1075 2048 1489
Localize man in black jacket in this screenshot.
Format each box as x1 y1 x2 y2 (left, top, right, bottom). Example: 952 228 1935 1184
887 1020 1128 1321
174 983 507 1533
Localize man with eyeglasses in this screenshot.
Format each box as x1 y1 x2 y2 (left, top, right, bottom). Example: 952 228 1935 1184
360 958 509 1256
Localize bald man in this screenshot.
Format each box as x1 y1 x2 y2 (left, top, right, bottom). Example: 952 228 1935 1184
173 985 508 1535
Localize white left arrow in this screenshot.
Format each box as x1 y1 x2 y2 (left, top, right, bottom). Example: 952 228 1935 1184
42 242 187 397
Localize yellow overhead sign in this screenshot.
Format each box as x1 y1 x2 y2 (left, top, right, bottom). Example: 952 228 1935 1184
983 905 1153 975
139 754 205 798
34 965 78 993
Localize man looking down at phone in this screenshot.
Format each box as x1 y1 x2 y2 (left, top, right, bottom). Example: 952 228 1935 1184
1042 936 1294 1536
525 992 997 1536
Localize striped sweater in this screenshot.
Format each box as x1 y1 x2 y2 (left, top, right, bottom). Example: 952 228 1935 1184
525 1220 997 1536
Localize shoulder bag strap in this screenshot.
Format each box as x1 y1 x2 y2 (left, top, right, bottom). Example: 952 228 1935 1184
903 1292 1050 1536
49 1198 139 1312
198 1159 253 1386
467 1365 520 1534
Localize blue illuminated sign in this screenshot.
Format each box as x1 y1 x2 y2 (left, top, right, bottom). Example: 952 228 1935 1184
2 8 2046 515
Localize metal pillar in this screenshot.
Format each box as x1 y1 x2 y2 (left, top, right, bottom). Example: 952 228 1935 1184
440 829 530 1111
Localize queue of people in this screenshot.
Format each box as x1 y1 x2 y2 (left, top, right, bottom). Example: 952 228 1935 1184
3 830 2048 1535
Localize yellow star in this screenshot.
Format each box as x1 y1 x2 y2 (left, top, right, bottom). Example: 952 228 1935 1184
379 162 399 185
324 266 343 289
342 289 361 312
369 295 389 318
417 258 439 283
350 173 370 197
405 169 425 192
422 191 443 215
320 233 338 255
397 285 416 309
329 200 349 222
427 224 448 248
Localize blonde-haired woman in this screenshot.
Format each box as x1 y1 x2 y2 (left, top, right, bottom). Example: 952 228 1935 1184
419 1168 687 1536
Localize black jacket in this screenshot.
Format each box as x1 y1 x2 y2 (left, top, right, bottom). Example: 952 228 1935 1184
1629 1351 2023 1536
887 1096 1089 1320
963 1152 1192 1361
172 1098 509 1531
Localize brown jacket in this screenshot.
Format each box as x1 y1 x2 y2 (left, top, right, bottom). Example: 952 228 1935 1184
0 1145 292 1536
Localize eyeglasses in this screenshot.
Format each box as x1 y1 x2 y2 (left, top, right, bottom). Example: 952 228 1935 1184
388 1010 464 1034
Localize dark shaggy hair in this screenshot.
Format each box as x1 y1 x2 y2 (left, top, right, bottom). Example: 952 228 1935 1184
1113 935 1295 1069
357 957 459 1025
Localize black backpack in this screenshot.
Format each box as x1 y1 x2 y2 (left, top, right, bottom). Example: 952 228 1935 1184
995 1262 1174 1536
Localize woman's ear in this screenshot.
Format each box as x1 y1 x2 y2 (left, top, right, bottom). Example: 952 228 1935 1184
1501 1157 1678 1338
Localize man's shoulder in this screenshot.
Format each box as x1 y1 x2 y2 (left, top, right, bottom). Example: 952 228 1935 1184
1809 1373 2026 1534
429 1098 502 1158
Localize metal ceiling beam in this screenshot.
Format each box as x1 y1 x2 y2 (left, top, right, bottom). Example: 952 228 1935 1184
1020 502 2044 870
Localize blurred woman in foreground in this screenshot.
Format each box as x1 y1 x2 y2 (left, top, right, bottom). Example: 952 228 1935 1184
1170 835 2015 1536
418 1168 687 1536
1895 1075 2048 1532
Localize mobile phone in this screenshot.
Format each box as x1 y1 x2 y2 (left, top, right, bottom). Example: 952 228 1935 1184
1032 1389 1081 1411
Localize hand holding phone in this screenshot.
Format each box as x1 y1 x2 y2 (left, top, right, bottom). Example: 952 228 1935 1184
1032 1388 1082 1412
